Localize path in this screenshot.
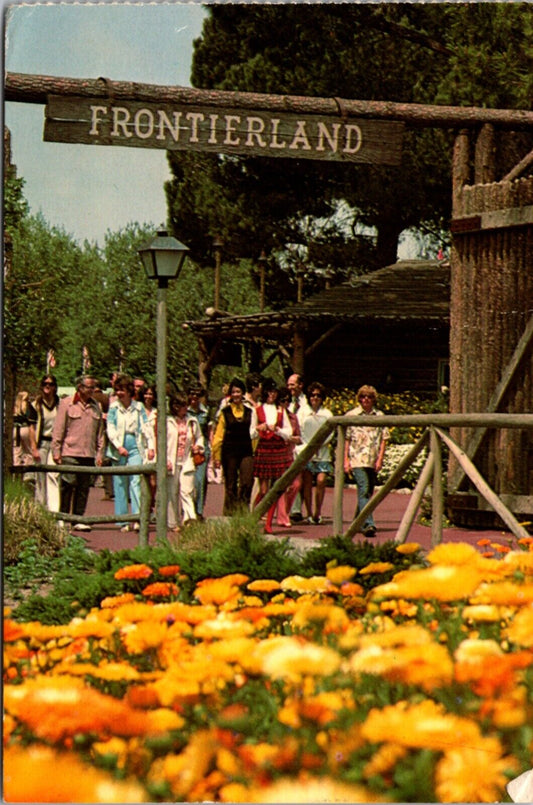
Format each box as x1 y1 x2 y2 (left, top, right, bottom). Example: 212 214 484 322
80 481 515 555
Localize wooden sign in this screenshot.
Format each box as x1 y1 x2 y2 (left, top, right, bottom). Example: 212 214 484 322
44 95 404 165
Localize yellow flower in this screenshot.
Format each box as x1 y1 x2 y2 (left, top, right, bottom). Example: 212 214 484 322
395 542 421 554
427 542 479 565
361 699 483 752
194 577 243 605
280 575 329 594
253 636 341 681
372 565 484 601
100 593 136 608
503 551 533 573
507 604 533 646
247 579 281 593
245 775 386 802
359 562 395 575
454 638 503 663
121 621 168 654
363 743 408 777
350 641 453 690
470 581 533 606
4 744 147 802
461 604 507 623
291 601 349 631
193 613 256 639
326 565 356 585
435 738 514 803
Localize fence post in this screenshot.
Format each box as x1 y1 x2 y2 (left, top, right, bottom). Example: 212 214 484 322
138 473 150 547
333 425 345 535
430 427 444 546
395 452 434 543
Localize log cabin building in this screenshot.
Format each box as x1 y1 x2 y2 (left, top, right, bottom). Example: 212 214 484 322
184 258 451 395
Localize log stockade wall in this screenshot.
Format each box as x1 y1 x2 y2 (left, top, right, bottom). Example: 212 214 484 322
450 175 533 496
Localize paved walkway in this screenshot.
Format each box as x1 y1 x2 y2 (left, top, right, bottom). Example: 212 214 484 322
80 481 515 555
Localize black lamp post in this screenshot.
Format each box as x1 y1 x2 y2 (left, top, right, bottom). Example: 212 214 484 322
138 229 189 543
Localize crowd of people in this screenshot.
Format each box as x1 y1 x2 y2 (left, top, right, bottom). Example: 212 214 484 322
14 371 388 538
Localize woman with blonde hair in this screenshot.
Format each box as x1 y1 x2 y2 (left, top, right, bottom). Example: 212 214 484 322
343 384 389 538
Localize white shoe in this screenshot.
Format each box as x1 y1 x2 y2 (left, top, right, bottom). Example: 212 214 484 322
120 525 131 532
73 523 91 532
133 522 140 531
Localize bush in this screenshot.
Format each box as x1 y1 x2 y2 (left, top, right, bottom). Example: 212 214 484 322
3 478 64 564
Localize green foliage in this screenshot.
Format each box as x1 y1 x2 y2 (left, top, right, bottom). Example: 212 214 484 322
3 478 65 565
3 169 28 235
8 515 422 624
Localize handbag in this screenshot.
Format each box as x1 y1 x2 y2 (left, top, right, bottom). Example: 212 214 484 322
193 452 206 466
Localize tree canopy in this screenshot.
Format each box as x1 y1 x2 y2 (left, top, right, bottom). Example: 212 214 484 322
165 3 532 301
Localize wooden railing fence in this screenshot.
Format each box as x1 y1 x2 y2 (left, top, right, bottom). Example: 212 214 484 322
11 413 533 547
254 413 533 545
10 464 155 547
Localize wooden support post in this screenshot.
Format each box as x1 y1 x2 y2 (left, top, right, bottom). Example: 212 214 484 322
333 425 345 535
436 428 530 540
292 329 305 376
452 129 470 211
474 123 496 184
344 430 429 540
430 427 443 546
138 473 150 547
395 453 435 544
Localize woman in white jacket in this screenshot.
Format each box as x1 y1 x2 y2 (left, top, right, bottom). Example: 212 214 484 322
166 393 204 530
106 374 155 532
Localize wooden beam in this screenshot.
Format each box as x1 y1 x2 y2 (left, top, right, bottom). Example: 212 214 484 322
6 72 533 129
304 322 343 358
437 428 530 540
502 148 533 182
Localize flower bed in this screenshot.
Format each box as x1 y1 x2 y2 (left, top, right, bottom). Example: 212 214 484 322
4 538 533 802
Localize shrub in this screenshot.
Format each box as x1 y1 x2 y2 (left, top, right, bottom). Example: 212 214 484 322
3 478 64 564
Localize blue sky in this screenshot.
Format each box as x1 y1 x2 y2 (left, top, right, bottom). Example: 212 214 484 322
5 2 208 245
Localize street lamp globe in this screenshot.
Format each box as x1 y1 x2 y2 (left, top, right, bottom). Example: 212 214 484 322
138 229 189 285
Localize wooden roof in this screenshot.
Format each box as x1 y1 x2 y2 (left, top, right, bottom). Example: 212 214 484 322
183 259 450 341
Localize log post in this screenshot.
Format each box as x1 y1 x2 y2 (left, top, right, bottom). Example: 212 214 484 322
474 123 496 184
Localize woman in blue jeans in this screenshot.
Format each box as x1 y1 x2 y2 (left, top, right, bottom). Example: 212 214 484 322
106 374 155 532
343 385 389 538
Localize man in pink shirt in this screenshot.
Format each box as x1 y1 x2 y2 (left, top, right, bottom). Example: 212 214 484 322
52 375 105 531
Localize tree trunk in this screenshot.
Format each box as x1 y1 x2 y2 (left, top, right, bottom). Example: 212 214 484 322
375 218 402 267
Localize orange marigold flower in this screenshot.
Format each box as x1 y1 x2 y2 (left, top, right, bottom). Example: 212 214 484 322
477 538 492 546
4 744 147 803
4 619 25 642
114 563 153 580
495 544 511 553
142 582 179 598
158 564 181 576
482 551 495 558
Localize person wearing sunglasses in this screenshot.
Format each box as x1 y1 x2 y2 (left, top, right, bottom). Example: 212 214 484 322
33 375 61 513
301 381 334 525
343 385 389 538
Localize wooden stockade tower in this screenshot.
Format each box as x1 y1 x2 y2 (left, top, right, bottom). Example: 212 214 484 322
449 128 533 523
5 73 533 524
